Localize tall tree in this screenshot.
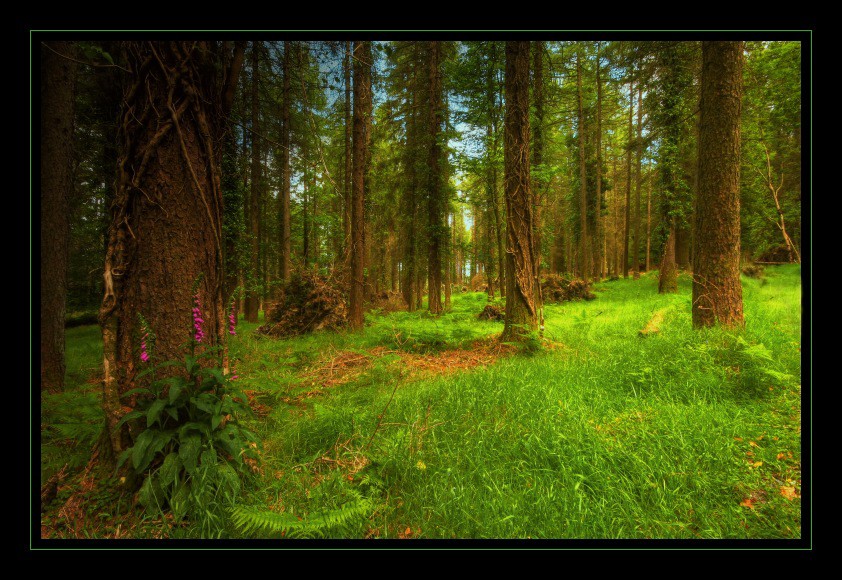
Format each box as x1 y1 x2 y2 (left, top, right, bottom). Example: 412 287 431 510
692 41 744 328
501 41 537 341
595 42 605 280
243 42 261 322
532 41 545 314
623 81 634 279
280 41 292 282
576 49 589 282
99 41 243 458
343 41 352 271
427 41 445 315
349 41 372 330
633 83 643 280
41 41 77 393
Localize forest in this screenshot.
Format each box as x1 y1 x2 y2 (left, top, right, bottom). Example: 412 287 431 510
38 37 804 541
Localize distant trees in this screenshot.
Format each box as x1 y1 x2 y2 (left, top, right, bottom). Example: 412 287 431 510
41 41 77 393
692 41 745 328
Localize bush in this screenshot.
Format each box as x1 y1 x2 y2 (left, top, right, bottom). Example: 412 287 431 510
259 271 347 337
541 274 596 303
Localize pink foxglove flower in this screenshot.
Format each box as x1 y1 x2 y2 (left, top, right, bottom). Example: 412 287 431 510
140 332 150 362
228 308 237 336
192 293 205 343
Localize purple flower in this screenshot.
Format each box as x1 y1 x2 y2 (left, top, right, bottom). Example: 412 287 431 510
228 309 237 336
192 293 205 343
230 375 239 381
140 332 150 363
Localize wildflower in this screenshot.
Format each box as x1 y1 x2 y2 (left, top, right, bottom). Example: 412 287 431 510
228 308 237 336
140 332 150 363
230 375 239 381
192 293 205 343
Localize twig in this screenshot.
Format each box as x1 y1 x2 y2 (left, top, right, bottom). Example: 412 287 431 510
364 371 404 452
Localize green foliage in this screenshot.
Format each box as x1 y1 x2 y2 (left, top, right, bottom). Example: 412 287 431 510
232 496 373 538
117 340 260 534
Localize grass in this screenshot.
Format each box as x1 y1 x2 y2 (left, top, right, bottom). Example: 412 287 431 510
40 265 803 539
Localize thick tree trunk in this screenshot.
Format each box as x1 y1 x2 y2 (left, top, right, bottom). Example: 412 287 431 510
501 41 537 342
41 41 77 393
532 41 544 314
576 50 589 282
623 82 634 279
675 226 691 269
349 41 371 330
244 42 261 322
633 84 643 280
100 41 240 458
692 41 744 328
427 41 444 315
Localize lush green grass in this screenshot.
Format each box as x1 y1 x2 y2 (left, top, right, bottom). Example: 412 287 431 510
42 265 802 539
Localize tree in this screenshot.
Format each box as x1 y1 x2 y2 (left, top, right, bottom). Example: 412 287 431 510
99 41 244 459
41 41 77 393
349 41 371 330
532 41 545 313
692 41 744 328
632 83 643 280
280 41 292 282
244 42 261 322
576 49 589 282
501 40 537 341
426 41 445 315
623 81 634 279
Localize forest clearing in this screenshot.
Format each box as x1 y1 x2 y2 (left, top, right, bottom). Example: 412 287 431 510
37 37 805 543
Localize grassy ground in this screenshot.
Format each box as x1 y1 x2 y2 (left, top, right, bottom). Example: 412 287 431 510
40 265 802 539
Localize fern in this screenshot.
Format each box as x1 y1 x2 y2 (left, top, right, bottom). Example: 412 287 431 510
232 498 373 538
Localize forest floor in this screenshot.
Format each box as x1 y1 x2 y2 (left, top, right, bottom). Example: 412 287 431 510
40 265 803 540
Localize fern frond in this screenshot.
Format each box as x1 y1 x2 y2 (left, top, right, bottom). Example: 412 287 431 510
231 498 373 538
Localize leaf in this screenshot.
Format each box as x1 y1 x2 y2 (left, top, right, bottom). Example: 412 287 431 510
211 413 223 430
740 498 755 509
131 430 155 470
158 452 181 487
751 461 763 468
147 399 168 427
776 452 785 460
116 410 144 428
780 486 799 501
179 434 202 472
192 393 218 414
168 381 185 404
749 441 759 447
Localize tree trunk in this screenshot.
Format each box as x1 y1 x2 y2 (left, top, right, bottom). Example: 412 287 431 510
349 41 371 330
658 224 678 293
623 82 634 279
244 42 261 322
41 41 77 393
343 41 352 272
645 164 652 272
280 41 292 282
595 43 604 281
692 41 744 328
633 83 643 280
222 42 246 313
532 41 544 315
99 41 242 458
501 41 537 342
576 50 589 282
427 41 444 315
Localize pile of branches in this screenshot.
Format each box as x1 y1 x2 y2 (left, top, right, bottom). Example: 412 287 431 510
368 290 406 313
741 263 765 279
541 274 596 303
258 271 347 338
470 272 487 292
478 304 505 321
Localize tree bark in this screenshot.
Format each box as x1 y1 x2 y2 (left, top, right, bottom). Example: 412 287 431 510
576 50 589 282
427 41 444 315
501 41 537 342
633 83 643 280
244 42 261 322
343 41 352 272
692 41 744 328
349 41 371 330
623 82 634 279
280 41 292 282
532 41 544 314
100 41 242 458
41 41 77 393
595 43 605 281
